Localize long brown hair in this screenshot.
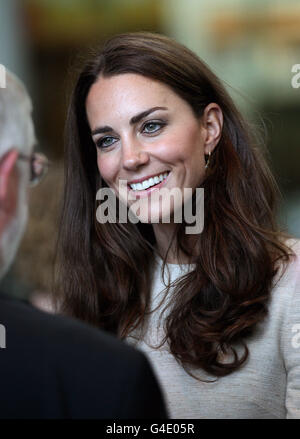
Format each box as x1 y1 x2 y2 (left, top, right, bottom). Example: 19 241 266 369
56 31 295 377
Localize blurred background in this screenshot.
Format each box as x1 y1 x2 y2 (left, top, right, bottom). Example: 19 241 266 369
0 0 299 304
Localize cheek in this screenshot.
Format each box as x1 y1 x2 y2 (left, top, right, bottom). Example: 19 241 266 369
96 153 116 184
167 125 206 187
162 125 203 163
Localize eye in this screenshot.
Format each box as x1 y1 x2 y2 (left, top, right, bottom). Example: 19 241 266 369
142 121 166 134
96 136 117 149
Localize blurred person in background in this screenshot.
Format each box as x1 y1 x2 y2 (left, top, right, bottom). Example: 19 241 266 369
15 160 64 312
0 69 167 419
57 32 300 419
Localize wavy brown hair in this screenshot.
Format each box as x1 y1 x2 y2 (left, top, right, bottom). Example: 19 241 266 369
56 31 295 377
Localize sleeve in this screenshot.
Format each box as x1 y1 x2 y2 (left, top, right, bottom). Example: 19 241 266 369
43 315 168 419
281 248 300 418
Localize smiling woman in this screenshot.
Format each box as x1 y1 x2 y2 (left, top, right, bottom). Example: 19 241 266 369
85 73 221 228
56 32 300 418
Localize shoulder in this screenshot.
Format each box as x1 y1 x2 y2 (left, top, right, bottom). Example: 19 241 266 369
274 239 300 418
285 237 300 263
273 238 300 291
281 237 300 303
0 295 167 418
266 238 300 336
0 294 143 362
269 238 300 347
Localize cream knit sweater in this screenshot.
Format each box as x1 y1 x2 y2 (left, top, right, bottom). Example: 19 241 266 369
127 239 300 418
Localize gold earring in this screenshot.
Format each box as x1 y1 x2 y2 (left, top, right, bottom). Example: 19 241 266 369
205 151 211 169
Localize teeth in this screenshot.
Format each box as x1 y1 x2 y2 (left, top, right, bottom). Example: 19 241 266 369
142 179 150 190
130 172 169 191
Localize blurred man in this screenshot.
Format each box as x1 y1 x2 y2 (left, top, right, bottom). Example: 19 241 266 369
0 70 167 419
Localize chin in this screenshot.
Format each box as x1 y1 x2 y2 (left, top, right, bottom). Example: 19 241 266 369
129 203 176 225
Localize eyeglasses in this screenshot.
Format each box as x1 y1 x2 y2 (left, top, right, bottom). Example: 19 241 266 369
18 152 50 187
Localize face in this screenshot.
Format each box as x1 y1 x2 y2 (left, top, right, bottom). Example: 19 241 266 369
0 114 33 279
86 73 214 224
0 178 28 279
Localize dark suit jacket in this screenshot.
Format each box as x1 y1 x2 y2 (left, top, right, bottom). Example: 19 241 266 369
0 293 167 419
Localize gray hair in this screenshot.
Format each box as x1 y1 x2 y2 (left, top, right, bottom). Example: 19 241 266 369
0 69 35 157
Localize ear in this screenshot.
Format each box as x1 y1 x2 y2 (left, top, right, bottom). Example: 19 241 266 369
0 149 19 203
200 103 223 154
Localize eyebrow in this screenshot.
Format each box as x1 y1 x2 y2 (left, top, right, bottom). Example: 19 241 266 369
91 106 168 136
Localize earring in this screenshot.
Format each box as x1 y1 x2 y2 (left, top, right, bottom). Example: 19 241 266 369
205 151 211 169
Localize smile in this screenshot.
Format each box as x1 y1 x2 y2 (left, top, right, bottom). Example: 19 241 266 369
129 171 170 191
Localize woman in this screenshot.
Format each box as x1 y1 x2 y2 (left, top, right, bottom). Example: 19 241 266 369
56 32 300 418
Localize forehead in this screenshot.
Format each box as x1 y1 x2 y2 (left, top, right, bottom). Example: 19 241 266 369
86 73 184 121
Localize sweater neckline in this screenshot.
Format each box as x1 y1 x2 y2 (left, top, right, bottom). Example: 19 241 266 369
154 252 196 268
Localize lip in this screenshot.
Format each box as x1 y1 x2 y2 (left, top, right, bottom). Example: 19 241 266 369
127 171 170 185
127 171 170 198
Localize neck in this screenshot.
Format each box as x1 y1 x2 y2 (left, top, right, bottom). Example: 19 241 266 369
152 223 198 264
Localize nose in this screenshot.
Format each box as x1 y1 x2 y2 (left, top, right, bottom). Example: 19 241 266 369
122 138 150 170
